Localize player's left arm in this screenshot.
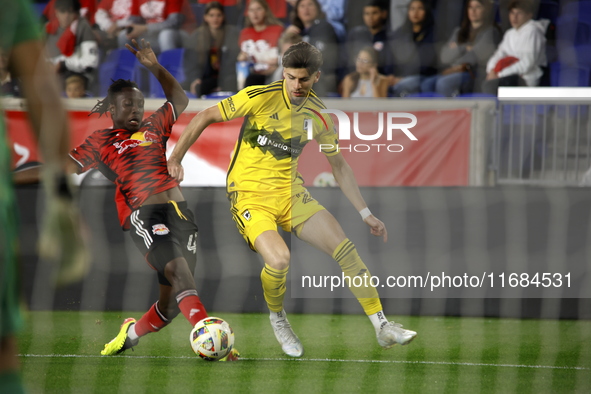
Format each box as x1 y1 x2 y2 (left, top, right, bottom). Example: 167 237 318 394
126 38 189 115
326 152 388 242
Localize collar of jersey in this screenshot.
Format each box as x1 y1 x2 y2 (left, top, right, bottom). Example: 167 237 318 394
281 79 310 112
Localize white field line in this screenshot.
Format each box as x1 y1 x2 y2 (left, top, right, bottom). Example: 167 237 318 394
19 354 589 371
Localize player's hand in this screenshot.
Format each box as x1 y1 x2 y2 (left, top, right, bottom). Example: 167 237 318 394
38 171 90 287
126 38 157 68
168 158 184 183
364 215 388 243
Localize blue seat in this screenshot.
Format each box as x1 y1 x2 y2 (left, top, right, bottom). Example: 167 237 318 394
550 62 591 87
575 44 591 67
149 49 187 98
561 0 591 21
98 49 138 96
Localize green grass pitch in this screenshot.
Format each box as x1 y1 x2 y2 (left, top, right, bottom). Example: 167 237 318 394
18 311 591 393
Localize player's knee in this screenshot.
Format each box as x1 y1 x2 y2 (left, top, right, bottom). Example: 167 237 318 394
164 258 195 289
265 249 290 271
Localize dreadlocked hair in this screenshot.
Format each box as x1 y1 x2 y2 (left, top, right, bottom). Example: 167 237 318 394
90 79 139 117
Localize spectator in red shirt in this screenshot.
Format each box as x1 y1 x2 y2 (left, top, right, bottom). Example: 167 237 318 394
237 0 284 87
94 0 134 50
118 0 197 54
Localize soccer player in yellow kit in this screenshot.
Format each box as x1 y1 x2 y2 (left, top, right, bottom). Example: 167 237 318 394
168 42 416 357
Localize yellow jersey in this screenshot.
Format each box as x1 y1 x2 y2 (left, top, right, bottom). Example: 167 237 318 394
217 80 339 194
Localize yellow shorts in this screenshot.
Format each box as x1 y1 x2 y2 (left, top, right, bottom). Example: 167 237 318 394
228 185 325 251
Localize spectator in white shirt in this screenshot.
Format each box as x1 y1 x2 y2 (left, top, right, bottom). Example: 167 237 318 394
482 0 547 95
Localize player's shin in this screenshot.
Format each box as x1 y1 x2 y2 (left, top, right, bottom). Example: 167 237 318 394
260 264 288 312
332 238 382 315
133 302 172 338
176 289 208 326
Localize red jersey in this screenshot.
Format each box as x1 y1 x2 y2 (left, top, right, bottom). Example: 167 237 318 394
129 0 196 32
70 102 179 229
97 0 133 21
239 24 283 64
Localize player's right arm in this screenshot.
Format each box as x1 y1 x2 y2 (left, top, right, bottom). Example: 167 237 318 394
168 85 259 182
168 105 223 182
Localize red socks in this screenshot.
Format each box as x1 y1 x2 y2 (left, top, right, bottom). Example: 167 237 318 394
134 302 170 337
134 290 208 338
176 289 208 326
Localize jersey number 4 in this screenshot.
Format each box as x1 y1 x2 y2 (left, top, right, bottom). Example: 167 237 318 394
187 233 198 254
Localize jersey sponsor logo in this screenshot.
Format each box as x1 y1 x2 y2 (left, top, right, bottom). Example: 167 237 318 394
257 134 268 146
249 129 305 160
242 209 251 221
227 96 236 112
269 113 279 120
152 223 170 235
113 131 158 154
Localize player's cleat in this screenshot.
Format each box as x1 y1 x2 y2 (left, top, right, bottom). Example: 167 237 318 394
219 348 240 362
377 322 417 349
101 318 138 355
270 311 304 357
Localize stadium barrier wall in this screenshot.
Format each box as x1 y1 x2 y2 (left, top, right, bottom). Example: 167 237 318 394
17 185 591 320
3 97 496 186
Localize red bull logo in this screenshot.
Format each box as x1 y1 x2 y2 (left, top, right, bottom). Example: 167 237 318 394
113 131 157 154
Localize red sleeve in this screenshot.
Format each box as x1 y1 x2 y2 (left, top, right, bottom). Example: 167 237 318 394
70 133 101 173
238 28 249 46
130 0 140 17
43 0 55 20
165 0 183 15
181 0 197 31
81 0 98 24
145 102 176 138
268 24 284 47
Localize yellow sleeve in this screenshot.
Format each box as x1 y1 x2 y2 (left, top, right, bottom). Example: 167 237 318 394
314 111 340 157
217 86 264 121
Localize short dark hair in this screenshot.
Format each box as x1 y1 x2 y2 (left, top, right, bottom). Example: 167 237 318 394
54 0 81 13
508 0 535 14
90 79 139 117
364 0 388 12
205 1 224 16
282 42 323 75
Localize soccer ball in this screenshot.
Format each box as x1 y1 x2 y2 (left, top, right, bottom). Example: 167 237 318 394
190 317 234 361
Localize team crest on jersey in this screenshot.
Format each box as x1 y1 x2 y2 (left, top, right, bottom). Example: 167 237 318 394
242 209 252 221
152 224 170 235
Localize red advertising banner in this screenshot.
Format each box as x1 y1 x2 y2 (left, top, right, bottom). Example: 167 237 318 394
5 107 471 186
299 109 472 186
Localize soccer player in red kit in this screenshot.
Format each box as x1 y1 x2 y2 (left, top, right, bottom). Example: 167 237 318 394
69 39 238 360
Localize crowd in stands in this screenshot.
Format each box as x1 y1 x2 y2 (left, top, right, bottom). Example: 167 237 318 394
1 0 589 99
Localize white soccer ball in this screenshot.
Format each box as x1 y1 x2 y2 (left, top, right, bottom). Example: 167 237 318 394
190 317 234 361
